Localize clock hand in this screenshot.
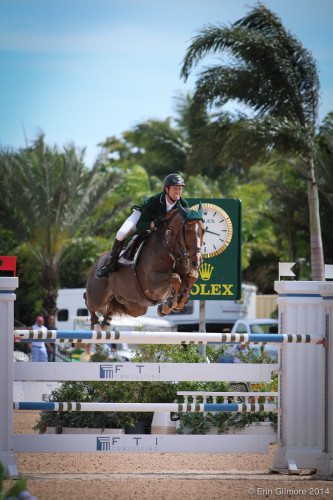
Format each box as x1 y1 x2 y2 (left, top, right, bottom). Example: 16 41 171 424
205 228 220 236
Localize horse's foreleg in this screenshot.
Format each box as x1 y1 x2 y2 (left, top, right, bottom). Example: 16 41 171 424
101 312 112 330
90 311 100 330
175 270 199 312
161 273 182 315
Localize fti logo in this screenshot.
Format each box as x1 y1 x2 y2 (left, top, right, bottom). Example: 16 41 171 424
99 364 114 379
97 437 111 450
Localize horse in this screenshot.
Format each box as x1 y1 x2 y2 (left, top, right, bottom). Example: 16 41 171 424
84 205 205 328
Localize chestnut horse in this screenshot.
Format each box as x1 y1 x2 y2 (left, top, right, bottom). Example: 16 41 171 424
84 206 205 328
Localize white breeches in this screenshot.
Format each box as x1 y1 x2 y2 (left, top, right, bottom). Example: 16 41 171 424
116 209 141 241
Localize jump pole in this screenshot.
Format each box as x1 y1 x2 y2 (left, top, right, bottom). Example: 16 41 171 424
14 330 324 344
0 277 19 477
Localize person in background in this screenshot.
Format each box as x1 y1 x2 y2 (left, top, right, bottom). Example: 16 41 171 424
30 316 48 362
80 343 94 362
45 314 56 362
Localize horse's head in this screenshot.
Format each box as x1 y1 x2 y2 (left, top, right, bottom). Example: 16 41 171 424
166 205 205 271
183 218 205 270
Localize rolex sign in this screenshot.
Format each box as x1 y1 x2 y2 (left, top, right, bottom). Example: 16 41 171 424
188 198 242 301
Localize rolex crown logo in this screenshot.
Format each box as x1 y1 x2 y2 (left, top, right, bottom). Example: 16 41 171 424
199 263 214 281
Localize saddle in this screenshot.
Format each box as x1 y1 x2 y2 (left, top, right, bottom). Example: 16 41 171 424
118 233 148 266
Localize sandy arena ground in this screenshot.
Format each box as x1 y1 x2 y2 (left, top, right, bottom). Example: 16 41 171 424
5 411 332 499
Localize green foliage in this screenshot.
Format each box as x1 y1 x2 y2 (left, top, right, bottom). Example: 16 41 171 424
59 237 109 288
177 349 278 434
14 249 43 325
0 134 125 316
181 5 319 130
86 164 151 241
232 181 277 269
0 462 28 500
317 113 333 265
178 408 277 435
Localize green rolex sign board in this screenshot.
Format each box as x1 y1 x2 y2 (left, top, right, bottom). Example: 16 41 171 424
188 198 242 300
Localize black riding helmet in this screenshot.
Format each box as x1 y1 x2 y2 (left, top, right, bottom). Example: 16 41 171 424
163 173 185 187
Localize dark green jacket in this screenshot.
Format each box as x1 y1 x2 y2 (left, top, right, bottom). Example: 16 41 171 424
136 192 189 233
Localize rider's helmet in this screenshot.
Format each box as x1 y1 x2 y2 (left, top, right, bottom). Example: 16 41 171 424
163 173 185 187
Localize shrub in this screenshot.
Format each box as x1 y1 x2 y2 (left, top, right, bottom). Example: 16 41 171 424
34 344 277 434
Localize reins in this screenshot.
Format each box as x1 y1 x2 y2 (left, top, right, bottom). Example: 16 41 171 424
163 211 202 271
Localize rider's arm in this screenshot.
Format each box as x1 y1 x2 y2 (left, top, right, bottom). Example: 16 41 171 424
135 196 159 233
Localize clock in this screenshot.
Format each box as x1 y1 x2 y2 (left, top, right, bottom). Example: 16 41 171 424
191 202 233 258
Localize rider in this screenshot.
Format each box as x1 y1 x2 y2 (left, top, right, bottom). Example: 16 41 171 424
96 173 189 278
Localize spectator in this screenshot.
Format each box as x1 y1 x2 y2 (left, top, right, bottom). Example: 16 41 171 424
30 316 48 362
45 314 56 362
80 343 93 362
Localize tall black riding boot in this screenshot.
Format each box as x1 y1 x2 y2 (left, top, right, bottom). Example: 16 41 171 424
95 239 124 278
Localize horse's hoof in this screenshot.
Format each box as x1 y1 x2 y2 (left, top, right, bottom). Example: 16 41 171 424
157 304 166 317
165 296 174 308
172 307 183 314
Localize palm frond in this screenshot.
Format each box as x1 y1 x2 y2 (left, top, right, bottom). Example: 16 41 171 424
181 4 319 129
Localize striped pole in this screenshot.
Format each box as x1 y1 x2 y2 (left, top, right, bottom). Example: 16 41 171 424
177 391 278 404
13 330 324 345
13 401 278 413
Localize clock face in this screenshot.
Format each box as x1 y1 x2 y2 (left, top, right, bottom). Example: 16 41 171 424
191 202 233 258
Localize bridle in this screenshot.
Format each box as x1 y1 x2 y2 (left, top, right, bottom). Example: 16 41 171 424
162 211 203 271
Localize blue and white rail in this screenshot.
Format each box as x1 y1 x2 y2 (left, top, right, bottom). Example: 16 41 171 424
13 329 324 345
13 401 278 413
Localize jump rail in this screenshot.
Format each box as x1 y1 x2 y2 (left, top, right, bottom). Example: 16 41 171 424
14 330 324 345
13 401 278 413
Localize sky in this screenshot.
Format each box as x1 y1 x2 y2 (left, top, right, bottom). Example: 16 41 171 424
0 0 333 167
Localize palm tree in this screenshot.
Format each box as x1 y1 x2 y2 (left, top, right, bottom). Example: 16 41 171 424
0 135 125 315
181 4 324 280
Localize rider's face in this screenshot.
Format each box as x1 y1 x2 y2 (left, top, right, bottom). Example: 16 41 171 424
166 185 183 202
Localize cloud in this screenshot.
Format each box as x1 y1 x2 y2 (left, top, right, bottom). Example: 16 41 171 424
0 25 185 57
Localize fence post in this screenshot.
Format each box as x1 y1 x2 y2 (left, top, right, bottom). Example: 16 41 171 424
273 280 332 473
0 277 19 476
317 283 333 476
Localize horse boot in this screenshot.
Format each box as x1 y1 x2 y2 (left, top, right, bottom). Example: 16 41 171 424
95 239 124 278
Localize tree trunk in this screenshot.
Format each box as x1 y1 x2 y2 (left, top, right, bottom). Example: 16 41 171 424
41 263 59 317
307 158 325 281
